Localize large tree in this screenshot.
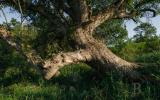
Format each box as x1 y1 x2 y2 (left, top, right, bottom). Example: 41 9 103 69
0 0 160 80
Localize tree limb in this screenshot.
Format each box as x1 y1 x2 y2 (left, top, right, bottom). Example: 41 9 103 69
63 0 90 24
85 1 137 33
140 8 156 17
43 49 92 80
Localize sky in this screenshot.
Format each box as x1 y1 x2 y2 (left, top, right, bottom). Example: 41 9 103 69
0 7 160 38
125 16 160 37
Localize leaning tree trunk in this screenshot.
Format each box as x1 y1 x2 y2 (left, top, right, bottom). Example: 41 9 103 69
43 24 140 80
42 1 141 80
0 0 141 80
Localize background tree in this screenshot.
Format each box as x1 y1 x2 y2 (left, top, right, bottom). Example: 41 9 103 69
133 22 160 52
133 23 157 42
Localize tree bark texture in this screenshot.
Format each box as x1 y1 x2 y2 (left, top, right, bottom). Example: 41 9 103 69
43 24 139 80
0 0 141 80
42 1 140 80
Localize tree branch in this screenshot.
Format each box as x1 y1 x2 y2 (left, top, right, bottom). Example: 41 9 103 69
64 0 90 24
140 8 156 17
43 49 92 80
79 0 90 23
4 0 56 24
85 0 137 33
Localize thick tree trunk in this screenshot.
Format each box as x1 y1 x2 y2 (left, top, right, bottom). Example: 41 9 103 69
1 0 141 80
43 25 140 80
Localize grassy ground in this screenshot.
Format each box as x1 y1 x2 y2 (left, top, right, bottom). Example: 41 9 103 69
0 61 160 100
0 42 159 100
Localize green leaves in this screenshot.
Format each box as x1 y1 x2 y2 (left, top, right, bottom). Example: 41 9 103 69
94 19 128 46
133 23 157 42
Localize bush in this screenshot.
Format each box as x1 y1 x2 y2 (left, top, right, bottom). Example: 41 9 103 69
135 52 160 64
111 42 146 61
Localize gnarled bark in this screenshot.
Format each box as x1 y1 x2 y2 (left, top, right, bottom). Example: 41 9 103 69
43 49 92 79
1 0 142 80
41 0 141 79
42 25 140 80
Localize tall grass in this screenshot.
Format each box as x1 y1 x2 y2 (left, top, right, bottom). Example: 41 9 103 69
0 62 159 100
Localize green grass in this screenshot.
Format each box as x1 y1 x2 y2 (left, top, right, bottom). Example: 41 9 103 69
0 62 160 100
